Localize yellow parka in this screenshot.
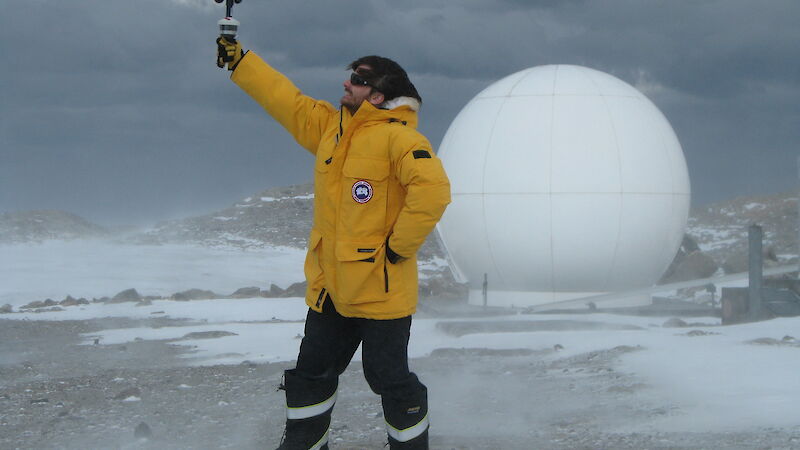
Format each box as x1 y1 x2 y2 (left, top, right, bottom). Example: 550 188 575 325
231 52 450 319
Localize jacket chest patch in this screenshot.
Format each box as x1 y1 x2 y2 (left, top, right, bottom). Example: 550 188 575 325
351 180 373 204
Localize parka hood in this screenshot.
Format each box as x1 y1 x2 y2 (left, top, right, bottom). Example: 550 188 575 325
380 96 420 112
350 98 419 129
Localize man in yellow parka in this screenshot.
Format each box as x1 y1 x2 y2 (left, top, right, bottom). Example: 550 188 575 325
218 38 450 449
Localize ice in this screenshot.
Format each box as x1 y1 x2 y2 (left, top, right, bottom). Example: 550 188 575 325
0 240 306 307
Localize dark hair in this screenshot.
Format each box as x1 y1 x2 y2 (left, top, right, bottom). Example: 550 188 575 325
348 56 421 103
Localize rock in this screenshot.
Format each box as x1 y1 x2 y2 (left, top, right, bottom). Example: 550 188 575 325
722 252 748 275
748 337 781 346
171 289 218 301
22 299 58 309
178 331 238 340
0 304 12 314
748 337 800 347
663 317 688 328
681 234 701 253
20 300 43 309
418 273 467 300
109 289 141 303
230 286 261 298
60 295 80 307
684 329 719 337
765 246 778 262
721 247 780 275
262 284 284 297
661 250 718 283
113 387 141 400
660 235 711 283
282 281 307 297
611 345 642 353
134 422 153 439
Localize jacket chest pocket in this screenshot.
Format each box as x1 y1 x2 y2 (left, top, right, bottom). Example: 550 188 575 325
340 158 390 237
334 241 388 304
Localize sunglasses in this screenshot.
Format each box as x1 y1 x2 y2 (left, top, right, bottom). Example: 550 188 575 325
350 72 374 88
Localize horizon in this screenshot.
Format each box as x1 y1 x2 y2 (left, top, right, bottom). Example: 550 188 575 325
3 181 800 229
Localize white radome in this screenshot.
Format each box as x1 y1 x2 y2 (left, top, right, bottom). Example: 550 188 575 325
436 65 690 308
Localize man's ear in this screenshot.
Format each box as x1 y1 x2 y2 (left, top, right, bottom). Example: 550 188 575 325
368 91 385 106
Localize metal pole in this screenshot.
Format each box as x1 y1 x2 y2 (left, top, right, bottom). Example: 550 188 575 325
482 273 488 309
748 224 763 320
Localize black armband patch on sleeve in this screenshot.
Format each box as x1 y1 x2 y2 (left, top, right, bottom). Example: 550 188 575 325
412 150 431 159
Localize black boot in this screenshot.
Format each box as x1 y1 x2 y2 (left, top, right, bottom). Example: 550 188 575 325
277 369 337 450
382 385 429 449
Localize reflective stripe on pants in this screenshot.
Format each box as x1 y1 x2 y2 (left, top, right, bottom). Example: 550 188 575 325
309 429 329 450
286 391 337 420
386 412 429 442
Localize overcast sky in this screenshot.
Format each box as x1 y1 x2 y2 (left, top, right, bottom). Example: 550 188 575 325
2 0 799 226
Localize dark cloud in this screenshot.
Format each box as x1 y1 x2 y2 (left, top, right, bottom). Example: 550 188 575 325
1 0 799 225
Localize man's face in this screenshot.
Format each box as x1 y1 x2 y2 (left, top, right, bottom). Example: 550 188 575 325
341 65 382 114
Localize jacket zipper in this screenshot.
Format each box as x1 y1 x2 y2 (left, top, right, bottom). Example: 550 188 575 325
315 288 326 308
384 263 389 293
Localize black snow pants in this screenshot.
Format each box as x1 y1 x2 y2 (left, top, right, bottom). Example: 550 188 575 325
278 295 429 450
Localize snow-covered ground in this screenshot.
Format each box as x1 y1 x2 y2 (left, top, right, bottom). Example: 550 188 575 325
5 295 800 433
3 239 800 436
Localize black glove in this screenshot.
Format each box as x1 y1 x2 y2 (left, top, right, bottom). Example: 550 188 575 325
386 238 406 264
216 36 243 70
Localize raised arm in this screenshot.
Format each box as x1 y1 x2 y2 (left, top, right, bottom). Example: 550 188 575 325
230 51 337 154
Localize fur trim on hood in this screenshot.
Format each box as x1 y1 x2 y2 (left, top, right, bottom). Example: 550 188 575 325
380 96 420 112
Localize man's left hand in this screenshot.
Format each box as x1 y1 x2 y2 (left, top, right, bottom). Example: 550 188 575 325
386 238 406 264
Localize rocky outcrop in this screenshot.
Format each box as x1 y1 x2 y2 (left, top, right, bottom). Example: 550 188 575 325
170 289 218 301
687 190 798 265
229 287 261 298
131 184 315 249
282 281 307 298
126 183 447 263
109 289 142 303
0 210 107 243
721 247 780 274
660 235 718 284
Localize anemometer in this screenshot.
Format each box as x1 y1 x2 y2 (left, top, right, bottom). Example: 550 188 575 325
215 0 242 40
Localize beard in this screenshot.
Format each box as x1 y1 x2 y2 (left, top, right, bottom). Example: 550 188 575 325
341 90 361 114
